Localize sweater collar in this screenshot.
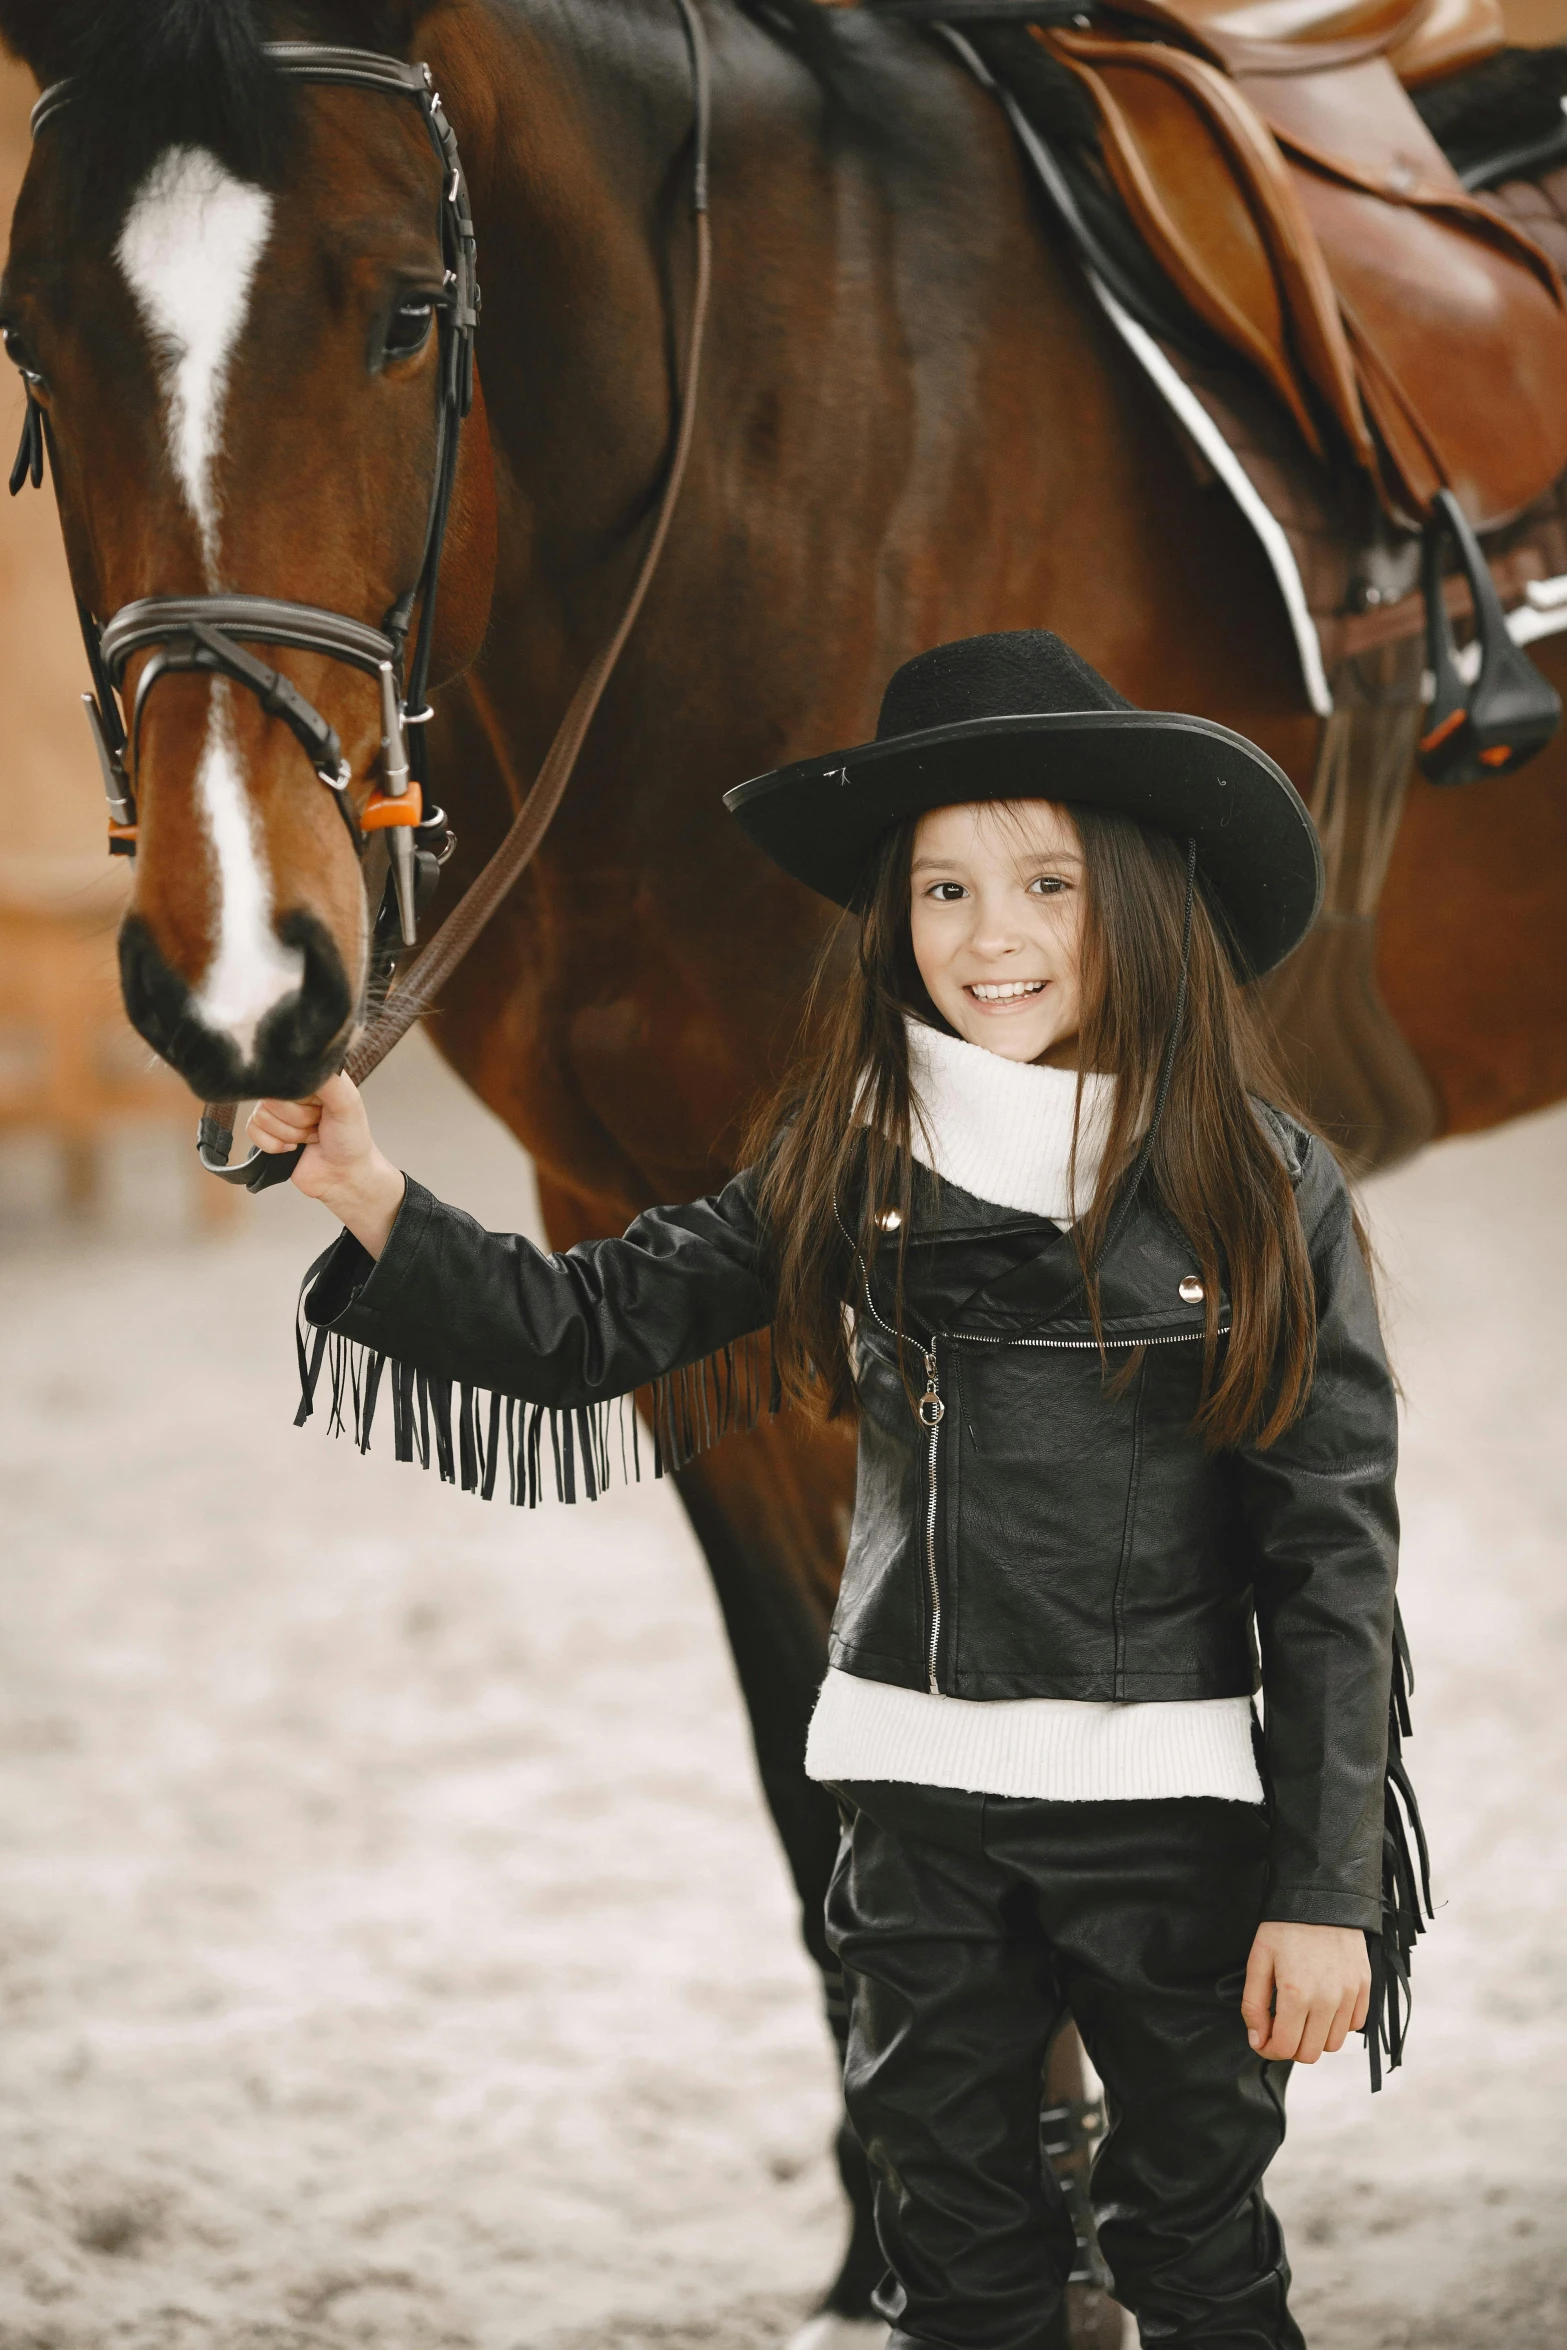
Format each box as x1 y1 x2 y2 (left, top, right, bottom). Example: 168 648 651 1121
905 1018 1114 1223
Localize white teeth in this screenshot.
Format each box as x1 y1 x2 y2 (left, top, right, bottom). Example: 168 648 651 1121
969 981 1045 1001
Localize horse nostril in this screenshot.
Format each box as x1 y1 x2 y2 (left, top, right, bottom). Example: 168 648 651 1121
253 910 355 1092
118 910 355 1101
119 914 243 1101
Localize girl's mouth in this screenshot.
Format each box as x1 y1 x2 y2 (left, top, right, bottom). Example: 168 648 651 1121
966 980 1046 1008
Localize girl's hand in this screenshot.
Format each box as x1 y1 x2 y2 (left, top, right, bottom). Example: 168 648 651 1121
1242 1922 1371 2064
248 1073 405 1258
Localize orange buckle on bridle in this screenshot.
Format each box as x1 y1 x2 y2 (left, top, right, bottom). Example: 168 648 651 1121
361 779 424 829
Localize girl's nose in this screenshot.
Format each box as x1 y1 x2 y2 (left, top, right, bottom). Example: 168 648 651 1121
969 919 1026 958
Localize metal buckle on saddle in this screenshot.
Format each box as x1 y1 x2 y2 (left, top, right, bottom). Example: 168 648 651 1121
1417 490 1563 786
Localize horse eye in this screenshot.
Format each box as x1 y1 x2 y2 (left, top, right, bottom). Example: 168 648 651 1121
383 299 435 362
2 324 41 382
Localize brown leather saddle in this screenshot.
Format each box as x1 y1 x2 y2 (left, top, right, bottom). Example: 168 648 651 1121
1037 0 1567 537
855 0 1567 779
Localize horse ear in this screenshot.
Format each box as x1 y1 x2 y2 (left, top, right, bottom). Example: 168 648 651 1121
0 3 435 85
0 0 80 82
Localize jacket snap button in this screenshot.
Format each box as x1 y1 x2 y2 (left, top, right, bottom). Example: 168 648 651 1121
1178 1274 1204 1304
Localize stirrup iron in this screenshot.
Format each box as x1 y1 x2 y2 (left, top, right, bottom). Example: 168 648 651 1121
1417 491 1561 785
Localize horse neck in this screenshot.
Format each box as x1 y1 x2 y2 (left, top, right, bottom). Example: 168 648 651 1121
420 0 987 843
434 0 707 705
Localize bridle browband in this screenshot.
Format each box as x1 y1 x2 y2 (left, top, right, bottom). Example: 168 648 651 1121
12 5 713 1186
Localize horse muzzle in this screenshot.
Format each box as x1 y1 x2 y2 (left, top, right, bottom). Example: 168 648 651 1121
119 908 357 1102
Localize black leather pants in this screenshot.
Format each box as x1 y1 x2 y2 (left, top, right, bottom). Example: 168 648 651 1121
824 1782 1306 2350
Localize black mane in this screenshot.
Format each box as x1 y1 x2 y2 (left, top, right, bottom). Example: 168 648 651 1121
3 0 286 187
0 1 415 186
1 0 848 189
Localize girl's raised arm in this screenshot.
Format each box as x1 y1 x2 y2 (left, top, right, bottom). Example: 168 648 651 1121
252 1077 774 1414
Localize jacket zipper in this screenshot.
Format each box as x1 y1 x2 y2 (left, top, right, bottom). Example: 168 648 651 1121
918 1342 945 1694
855 1272 1225 1698
853 1278 948 1693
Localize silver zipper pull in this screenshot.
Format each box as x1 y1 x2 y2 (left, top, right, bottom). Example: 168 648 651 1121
919 1352 945 1427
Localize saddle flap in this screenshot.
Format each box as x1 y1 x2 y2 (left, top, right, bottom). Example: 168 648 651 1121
1049 23 1567 528
1243 56 1567 525
1303 167 1567 524
1045 27 1375 466
1048 41 1321 453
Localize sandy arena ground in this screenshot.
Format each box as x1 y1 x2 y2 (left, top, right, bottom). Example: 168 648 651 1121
0 1033 1562 2350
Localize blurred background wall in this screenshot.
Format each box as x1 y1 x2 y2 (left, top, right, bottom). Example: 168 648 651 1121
0 57 193 1231
0 61 105 870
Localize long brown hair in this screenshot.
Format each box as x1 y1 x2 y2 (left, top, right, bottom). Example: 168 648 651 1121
745 801 1339 1452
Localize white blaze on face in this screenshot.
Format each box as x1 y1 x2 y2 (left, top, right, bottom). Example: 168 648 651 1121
116 144 273 574
116 147 302 1055
187 688 305 1058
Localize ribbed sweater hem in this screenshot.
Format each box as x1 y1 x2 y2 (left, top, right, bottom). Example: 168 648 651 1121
805 1668 1264 1804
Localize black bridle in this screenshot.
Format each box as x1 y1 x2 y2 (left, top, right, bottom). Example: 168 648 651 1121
13 41 481 948
10 0 712 1192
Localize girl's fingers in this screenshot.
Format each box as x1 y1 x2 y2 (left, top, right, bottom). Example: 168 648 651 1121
1240 1943 1275 2052
1245 1925 1372 2063
1290 1998 1333 2066
249 1100 320 1151
1323 1991 1358 2055
1260 1986 1308 2063
1259 1978 1370 2062
250 1096 318 1133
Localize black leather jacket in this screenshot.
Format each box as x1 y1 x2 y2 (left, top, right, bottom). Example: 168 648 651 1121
303 1105 1398 1934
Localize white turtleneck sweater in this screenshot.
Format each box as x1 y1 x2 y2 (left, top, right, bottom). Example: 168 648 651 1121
803 1020 1263 1805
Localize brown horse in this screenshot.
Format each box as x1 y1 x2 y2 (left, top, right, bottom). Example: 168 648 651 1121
3 0 1565 2336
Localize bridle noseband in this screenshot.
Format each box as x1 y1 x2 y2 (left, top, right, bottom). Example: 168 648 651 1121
15 42 481 948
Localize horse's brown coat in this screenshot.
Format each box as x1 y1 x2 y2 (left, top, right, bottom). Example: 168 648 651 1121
1378 629 1567 1133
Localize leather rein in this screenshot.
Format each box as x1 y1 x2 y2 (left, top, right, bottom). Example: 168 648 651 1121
12 1 713 1190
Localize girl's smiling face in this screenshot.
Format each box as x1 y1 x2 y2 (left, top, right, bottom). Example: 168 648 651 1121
909 799 1085 1066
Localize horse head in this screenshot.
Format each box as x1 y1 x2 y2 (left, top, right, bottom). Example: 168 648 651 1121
0 0 496 1099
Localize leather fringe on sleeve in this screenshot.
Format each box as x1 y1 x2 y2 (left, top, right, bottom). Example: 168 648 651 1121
294 1309 780 1503
1364 1602 1435 2091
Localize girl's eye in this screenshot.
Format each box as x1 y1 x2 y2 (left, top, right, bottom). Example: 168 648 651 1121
383 298 436 362
925 882 967 902
1028 874 1068 895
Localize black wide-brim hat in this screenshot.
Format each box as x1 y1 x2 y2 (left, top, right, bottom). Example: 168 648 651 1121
723 631 1323 976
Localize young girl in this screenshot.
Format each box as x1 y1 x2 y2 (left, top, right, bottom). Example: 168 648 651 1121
254 630 1425 2350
